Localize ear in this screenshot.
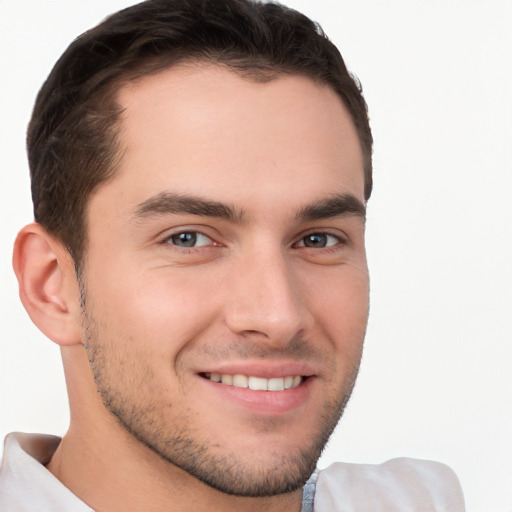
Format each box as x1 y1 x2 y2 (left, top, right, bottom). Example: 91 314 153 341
13 223 82 346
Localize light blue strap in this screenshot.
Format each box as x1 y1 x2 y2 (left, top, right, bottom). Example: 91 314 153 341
301 469 318 512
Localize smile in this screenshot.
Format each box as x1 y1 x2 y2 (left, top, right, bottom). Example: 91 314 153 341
202 373 303 391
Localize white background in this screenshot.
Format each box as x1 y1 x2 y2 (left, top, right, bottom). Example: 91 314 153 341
0 1 510 511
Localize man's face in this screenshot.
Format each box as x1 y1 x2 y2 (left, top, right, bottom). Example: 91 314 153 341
80 64 369 496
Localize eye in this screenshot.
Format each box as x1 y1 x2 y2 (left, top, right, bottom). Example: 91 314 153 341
296 233 341 248
165 231 213 248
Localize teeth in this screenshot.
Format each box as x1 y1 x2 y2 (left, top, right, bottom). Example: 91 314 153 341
248 376 268 391
221 374 233 385
205 373 303 391
268 377 285 391
232 374 248 387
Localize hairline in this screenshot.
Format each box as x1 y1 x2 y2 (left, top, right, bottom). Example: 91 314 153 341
73 58 368 271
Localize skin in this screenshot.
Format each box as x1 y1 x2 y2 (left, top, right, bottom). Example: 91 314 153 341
15 64 369 512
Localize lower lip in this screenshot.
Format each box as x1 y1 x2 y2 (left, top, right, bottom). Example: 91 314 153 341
199 376 313 415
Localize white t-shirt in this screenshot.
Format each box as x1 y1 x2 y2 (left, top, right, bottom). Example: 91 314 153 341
0 432 465 511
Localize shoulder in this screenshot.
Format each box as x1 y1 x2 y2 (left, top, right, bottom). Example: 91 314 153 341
314 458 465 512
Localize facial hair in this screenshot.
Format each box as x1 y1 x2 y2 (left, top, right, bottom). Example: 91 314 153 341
79 278 362 497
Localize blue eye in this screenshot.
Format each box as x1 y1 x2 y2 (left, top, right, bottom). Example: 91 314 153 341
167 232 212 248
297 233 340 248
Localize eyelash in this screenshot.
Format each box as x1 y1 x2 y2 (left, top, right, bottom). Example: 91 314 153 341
160 231 218 254
161 229 346 251
294 232 343 249
164 231 214 248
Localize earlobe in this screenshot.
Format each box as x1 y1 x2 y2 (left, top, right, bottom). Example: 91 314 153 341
13 223 82 346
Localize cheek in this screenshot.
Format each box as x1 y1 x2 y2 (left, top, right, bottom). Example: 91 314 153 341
86 264 222 355
304 266 369 353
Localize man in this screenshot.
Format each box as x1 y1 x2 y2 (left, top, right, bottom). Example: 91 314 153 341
0 0 465 510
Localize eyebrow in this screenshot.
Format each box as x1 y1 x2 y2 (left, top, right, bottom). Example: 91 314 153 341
133 192 246 223
132 191 365 224
296 193 366 222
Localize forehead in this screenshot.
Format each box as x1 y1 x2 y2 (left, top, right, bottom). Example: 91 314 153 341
96 63 364 213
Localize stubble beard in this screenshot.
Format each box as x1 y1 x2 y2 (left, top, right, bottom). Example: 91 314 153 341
79 281 362 497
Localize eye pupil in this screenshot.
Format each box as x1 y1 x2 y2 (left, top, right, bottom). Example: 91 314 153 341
304 234 327 248
172 232 197 247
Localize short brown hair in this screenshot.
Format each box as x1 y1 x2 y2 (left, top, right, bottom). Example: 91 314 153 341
28 0 373 265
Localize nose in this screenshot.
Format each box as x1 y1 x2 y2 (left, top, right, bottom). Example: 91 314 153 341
223 246 313 345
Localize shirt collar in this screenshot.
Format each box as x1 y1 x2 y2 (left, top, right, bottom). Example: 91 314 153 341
0 432 93 512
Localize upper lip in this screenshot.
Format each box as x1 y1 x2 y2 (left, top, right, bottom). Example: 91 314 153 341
197 360 317 379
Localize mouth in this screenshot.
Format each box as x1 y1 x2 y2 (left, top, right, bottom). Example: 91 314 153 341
200 372 305 391
198 366 315 415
